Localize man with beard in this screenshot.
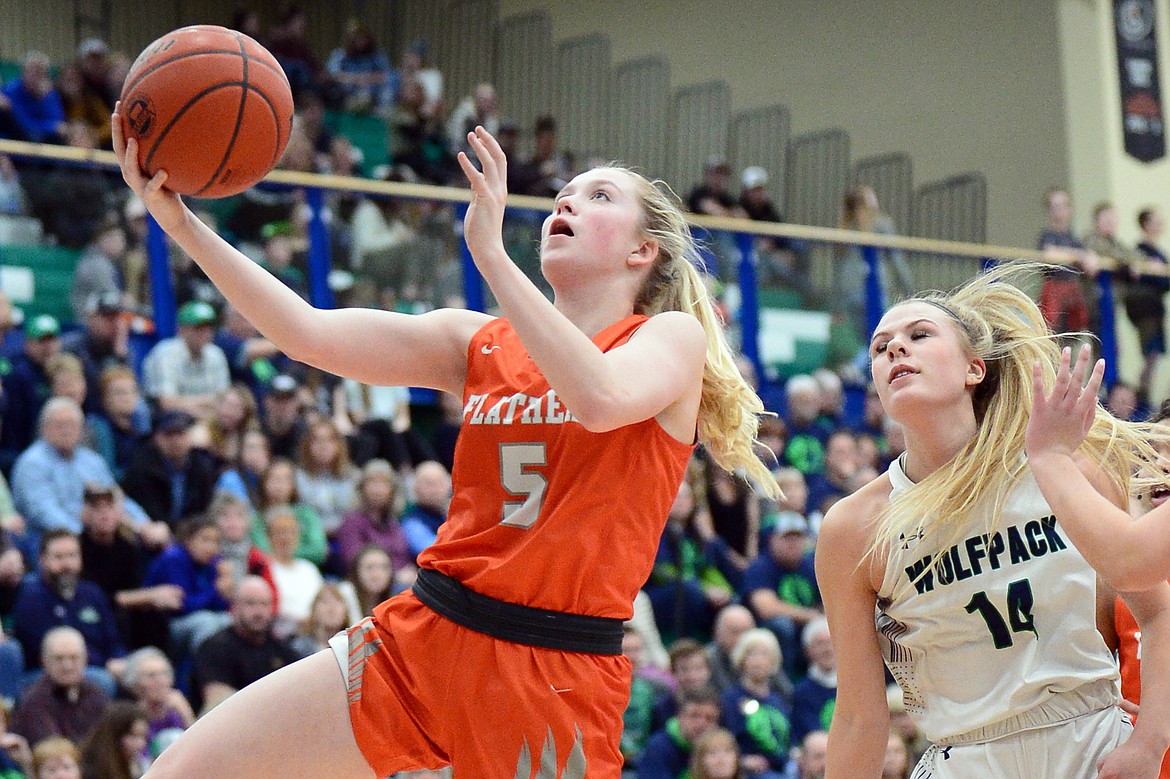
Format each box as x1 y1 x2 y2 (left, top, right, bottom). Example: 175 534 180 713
11 530 124 695
192 576 298 714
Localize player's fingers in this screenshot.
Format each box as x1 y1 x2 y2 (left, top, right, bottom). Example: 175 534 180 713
467 130 498 184
1071 343 1092 394
120 138 146 189
1031 360 1047 409
1053 346 1073 403
144 169 169 196
110 107 126 165
476 126 508 168
456 151 483 188
1081 358 1105 414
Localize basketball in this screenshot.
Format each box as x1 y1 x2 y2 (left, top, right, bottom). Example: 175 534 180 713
119 25 295 199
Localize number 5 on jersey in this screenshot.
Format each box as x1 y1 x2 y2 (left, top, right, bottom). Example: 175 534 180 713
499 443 548 529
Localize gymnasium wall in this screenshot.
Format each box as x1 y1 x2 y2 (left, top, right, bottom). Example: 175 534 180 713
497 0 1070 248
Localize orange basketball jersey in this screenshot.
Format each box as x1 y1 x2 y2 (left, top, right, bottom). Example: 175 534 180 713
1115 594 1170 778
415 314 694 619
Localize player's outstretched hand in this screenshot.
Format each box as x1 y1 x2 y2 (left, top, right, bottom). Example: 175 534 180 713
456 125 509 266
1025 344 1104 463
111 103 188 234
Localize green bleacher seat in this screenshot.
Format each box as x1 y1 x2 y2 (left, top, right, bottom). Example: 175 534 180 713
0 243 81 323
325 110 390 177
0 60 19 84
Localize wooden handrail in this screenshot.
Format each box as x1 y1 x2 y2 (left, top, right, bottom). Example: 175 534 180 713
0 136 1112 270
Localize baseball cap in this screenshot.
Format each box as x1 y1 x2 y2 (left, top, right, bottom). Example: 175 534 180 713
24 314 60 339
705 156 730 173
270 374 299 396
177 301 217 327
84 291 123 316
78 38 109 57
82 482 119 502
153 409 197 435
742 166 769 189
770 510 809 536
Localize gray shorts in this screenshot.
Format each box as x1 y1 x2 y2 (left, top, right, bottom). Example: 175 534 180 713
910 704 1132 779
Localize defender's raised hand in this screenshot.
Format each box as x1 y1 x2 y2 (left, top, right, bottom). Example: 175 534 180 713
1026 344 1105 462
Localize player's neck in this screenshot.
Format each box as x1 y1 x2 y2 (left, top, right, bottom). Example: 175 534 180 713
900 409 978 482
553 284 637 338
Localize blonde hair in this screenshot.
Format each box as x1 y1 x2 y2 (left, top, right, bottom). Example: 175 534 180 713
690 728 743 779
623 167 780 498
31 736 80 777
872 262 1160 562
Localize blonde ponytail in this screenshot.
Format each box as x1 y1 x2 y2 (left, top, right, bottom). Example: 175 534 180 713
622 167 781 498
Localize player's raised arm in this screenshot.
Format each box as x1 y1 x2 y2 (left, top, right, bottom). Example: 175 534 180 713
456 126 706 433
1027 344 1170 590
112 108 489 396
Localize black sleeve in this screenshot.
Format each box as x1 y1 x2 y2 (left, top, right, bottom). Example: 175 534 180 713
193 633 239 689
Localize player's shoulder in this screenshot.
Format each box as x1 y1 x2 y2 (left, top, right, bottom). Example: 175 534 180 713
628 311 706 364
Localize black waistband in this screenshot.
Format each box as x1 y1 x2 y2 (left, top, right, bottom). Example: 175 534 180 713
411 567 624 655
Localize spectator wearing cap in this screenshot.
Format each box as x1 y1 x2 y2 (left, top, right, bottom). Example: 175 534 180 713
65 38 114 147
69 215 128 322
0 314 61 474
739 165 812 300
78 483 178 650
260 374 308 460
740 511 822 682
62 292 131 410
120 410 219 530
141 301 230 419
0 51 66 144
687 158 748 219
11 398 150 538
120 196 152 314
11 530 125 695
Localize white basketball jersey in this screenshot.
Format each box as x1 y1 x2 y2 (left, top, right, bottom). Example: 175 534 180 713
878 457 1119 742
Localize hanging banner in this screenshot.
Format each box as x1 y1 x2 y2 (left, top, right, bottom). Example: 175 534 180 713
1115 0 1166 162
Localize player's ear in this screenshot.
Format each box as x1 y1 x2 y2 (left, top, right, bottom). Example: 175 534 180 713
628 238 658 268
966 355 986 387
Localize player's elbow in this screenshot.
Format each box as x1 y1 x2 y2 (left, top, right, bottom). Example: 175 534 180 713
1112 563 1168 593
566 387 650 433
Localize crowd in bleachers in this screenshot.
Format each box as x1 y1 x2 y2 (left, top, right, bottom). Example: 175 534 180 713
0 7 1168 779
